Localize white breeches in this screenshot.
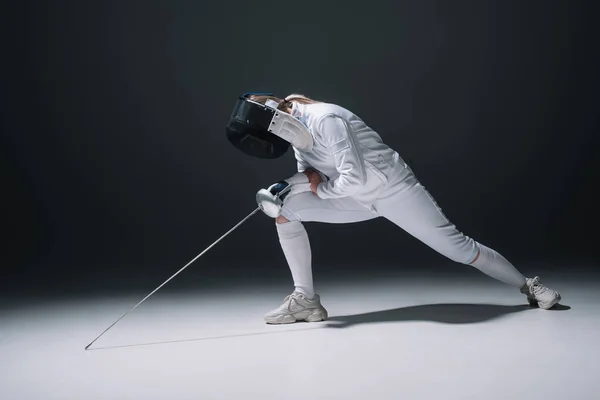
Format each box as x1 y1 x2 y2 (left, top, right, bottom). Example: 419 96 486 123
281 171 480 265
276 166 527 297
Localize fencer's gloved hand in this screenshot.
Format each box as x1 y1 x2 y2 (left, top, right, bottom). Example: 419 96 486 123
256 172 312 218
267 181 292 201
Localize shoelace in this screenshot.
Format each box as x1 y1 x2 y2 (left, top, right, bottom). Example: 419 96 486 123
281 293 301 311
529 277 549 296
285 292 310 311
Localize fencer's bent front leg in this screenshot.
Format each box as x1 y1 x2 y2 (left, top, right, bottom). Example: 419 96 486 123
274 187 378 299
276 220 315 298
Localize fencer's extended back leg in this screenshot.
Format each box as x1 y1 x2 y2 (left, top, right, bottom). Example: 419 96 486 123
375 182 526 288
469 243 526 287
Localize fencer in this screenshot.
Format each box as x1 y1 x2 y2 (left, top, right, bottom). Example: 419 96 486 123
226 92 562 324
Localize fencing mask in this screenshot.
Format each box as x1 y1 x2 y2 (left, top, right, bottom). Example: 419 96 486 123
226 93 313 159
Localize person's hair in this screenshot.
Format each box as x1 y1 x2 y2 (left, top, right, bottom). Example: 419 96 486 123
248 93 322 111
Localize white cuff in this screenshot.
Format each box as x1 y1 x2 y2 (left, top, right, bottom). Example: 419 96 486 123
285 172 309 185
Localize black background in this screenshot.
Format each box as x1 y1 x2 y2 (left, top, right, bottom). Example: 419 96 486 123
2 1 598 296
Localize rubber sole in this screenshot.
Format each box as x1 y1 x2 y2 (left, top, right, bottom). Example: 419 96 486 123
524 292 562 310
265 308 328 324
538 294 561 310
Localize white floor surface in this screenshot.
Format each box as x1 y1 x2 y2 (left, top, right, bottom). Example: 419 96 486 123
0 275 597 399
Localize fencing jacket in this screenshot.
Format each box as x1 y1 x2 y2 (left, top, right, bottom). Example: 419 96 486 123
291 101 407 208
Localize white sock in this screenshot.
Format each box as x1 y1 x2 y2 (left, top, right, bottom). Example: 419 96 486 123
276 221 315 298
470 244 527 287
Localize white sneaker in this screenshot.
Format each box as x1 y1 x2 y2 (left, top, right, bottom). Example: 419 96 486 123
520 276 561 310
264 291 328 324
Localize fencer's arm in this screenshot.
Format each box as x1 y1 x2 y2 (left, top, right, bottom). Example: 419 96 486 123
314 115 367 198
294 149 312 173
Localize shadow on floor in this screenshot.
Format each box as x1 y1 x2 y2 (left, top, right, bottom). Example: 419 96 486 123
325 302 570 329
87 303 570 351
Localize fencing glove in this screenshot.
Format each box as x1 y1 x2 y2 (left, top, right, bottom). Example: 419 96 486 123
256 172 312 218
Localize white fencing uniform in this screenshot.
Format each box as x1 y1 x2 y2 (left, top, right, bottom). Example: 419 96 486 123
277 101 526 298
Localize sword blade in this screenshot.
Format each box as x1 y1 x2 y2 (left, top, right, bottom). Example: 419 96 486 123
84 207 261 350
